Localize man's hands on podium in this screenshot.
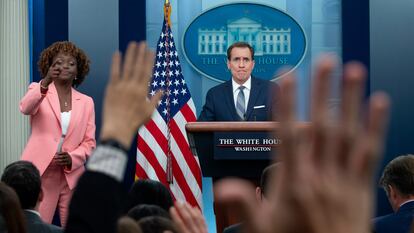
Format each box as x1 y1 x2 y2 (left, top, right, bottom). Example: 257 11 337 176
215 55 390 233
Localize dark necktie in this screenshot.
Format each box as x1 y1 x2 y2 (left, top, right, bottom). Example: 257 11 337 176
236 86 246 120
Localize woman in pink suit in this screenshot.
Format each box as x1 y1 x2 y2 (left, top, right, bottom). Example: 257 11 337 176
20 41 96 227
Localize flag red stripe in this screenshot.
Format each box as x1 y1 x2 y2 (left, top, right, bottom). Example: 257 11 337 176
144 120 168 151
180 103 197 122
171 155 200 208
135 162 148 179
137 135 168 184
170 119 202 188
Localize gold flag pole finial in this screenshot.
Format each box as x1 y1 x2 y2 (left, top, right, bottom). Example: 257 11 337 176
164 0 171 26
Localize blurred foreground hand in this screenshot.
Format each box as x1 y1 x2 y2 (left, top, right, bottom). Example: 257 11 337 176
215 56 390 233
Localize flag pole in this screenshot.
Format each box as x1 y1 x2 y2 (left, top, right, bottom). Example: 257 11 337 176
164 0 171 27
164 0 173 184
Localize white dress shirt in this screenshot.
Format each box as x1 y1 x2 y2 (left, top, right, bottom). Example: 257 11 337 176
57 111 71 152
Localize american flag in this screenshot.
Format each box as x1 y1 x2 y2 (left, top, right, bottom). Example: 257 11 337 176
136 3 202 209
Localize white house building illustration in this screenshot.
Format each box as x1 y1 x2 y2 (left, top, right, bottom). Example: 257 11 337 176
198 17 291 56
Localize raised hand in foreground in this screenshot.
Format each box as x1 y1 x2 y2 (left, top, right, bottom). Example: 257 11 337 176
170 202 208 233
215 56 390 233
66 42 163 233
100 42 163 148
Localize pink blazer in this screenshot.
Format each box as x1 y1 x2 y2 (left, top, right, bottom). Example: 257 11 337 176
20 82 96 189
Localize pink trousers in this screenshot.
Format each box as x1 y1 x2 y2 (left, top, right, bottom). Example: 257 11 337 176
39 163 73 228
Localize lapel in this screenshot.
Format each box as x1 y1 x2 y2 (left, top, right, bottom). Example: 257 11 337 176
46 83 62 126
245 77 261 120
65 88 82 139
224 80 240 121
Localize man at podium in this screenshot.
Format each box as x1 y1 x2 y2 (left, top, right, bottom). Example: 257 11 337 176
198 42 279 121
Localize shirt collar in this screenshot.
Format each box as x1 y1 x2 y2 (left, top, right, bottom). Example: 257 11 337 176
232 76 252 93
24 209 41 217
400 199 414 208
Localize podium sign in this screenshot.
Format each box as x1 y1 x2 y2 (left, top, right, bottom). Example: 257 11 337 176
214 132 281 160
186 122 278 177
186 122 310 177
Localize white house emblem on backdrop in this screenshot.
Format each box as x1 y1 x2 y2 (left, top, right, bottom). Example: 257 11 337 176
198 17 291 56
183 3 307 82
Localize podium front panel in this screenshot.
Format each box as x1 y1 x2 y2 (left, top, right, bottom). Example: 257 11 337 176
192 131 272 178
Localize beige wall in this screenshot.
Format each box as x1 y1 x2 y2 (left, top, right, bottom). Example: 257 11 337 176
0 0 30 173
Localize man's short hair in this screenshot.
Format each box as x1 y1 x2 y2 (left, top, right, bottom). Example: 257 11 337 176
226 42 255 60
0 182 27 233
127 204 170 221
126 179 173 212
379 154 414 196
138 216 178 233
260 163 279 197
1 161 41 209
117 216 143 233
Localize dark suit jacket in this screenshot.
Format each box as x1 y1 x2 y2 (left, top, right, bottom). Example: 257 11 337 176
373 201 414 233
223 223 243 233
198 77 279 121
0 215 6 233
65 171 125 233
24 210 62 233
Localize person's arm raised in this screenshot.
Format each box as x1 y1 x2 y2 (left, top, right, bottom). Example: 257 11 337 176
65 41 162 233
100 41 163 149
